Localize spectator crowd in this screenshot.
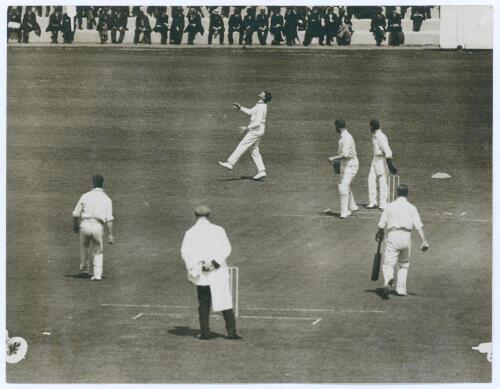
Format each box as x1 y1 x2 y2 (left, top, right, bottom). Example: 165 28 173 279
7 5 436 46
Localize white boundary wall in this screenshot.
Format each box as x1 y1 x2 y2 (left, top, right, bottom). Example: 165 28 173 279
440 5 493 49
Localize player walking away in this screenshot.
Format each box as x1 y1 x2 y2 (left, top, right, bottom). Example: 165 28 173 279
328 119 359 219
72 175 114 281
181 206 242 340
367 119 398 210
219 91 272 180
375 184 429 298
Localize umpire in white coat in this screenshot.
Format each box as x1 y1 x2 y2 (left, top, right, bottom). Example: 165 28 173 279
181 205 242 340
218 91 271 180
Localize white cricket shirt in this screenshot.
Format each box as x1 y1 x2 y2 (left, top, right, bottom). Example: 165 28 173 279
378 197 423 231
338 129 358 160
241 102 267 131
72 188 114 224
372 129 393 158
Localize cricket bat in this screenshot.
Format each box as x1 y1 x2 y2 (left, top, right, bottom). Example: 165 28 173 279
371 240 383 281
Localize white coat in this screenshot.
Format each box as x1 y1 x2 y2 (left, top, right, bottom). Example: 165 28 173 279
180 217 233 312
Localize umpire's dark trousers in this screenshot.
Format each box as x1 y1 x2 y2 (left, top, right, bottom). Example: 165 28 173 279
197 285 237 338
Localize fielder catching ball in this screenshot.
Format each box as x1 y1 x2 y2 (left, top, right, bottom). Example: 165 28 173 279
219 91 272 180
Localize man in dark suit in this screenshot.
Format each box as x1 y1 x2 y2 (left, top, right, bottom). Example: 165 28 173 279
185 7 204 45
20 7 41 43
170 8 185 44
242 7 256 45
228 8 243 45
255 8 269 45
111 8 127 44
46 8 62 43
387 8 404 46
134 10 152 44
61 11 75 44
303 7 324 46
411 6 426 32
153 7 169 44
96 7 111 44
208 9 225 45
284 7 298 45
324 7 339 45
270 7 284 45
370 7 386 46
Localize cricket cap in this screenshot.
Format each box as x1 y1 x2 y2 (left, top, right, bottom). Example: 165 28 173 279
194 205 211 217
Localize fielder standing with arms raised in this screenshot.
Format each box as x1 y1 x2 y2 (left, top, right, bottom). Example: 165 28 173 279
367 119 398 210
72 175 114 281
218 91 271 180
328 119 359 219
375 184 429 298
181 205 241 340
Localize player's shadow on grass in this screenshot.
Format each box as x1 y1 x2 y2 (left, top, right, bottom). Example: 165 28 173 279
216 175 255 181
320 210 342 218
64 273 108 280
168 326 225 339
364 288 417 300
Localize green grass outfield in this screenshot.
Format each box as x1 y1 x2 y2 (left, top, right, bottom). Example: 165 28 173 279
6 47 492 383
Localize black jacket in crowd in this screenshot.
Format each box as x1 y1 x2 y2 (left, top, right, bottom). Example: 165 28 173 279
46 13 62 32
136 13 152 31
209 13 224 32
154 13 169 33
256 13 269 31
21 12 40 32
370 13 386 32
387 13 402 32
111 11 128 30
228 13 243 32
185 12 204 34
270 13 284 32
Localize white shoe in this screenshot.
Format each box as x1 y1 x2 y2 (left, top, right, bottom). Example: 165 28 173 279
218 161 233 170
91 277 102 281
253 171 267 180
350 205 359 212
395 288 407 296
340 211 352 219
366 203 378 209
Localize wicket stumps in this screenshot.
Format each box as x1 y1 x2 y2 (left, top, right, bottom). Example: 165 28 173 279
229 267 239 318
388 175 400 203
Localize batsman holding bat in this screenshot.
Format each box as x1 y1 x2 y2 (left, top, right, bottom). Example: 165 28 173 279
218 91 272 180
375 184 429 298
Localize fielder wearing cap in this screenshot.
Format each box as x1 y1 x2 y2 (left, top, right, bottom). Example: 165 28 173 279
375 184 429 298
328 119 359 219
219 91 272 180
72 175 114 281
181 206 242 340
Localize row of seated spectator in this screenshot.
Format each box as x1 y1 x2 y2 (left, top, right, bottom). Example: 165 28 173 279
7 6 437 46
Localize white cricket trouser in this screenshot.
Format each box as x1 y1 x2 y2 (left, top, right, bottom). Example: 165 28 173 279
382 230 412 295
338 159 359 216
227 129 266 173
79 219 104 278
368 156 388 208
